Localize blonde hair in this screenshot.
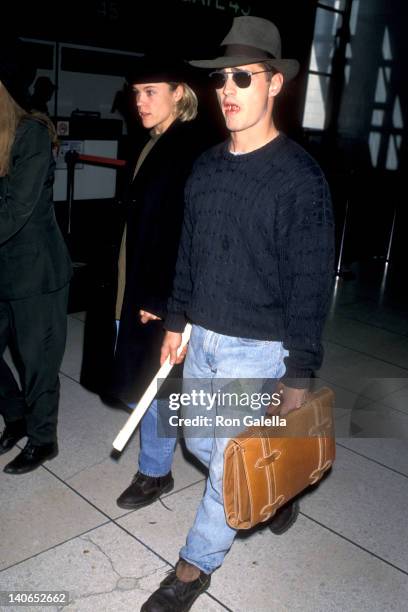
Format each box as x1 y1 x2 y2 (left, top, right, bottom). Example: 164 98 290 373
169 82 198 122
0 82 26 176
0 81 58 177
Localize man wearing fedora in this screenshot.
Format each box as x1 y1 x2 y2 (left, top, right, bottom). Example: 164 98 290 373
142 16 334 611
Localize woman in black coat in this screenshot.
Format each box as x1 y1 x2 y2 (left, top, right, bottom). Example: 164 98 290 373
0 42 72 474
110 59 206 509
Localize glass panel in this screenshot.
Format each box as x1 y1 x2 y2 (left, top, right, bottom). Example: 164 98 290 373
382 27 392 61
374 69 387 103
311 8 342 75
302 74 330 130
393 97 403 129
386 136 399 171
371 110 384 127
318 0 346 11
350 0 360 36
369 132 381 167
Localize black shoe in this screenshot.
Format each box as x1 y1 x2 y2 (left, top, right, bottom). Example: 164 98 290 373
3 440 58 474
141 562 211 612
116 471 174 509
0 420 26 455
268 499 300 535
267 501 299 535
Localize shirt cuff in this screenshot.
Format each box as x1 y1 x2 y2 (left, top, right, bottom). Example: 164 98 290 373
164 312 187 333
280 367 312 389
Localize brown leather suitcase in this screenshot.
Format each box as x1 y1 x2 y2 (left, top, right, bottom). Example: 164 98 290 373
223 387 335 529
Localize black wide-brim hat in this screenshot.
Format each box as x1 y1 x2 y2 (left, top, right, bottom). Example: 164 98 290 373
189 16 299 81
0 37 36 111
126 56 194 86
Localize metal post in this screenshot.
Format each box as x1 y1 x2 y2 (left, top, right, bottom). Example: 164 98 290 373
386 207 397 263
336 199 349 276
65 150 78 235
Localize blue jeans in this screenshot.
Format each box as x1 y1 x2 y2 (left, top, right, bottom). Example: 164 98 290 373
115 320 176 477
179 325 287 574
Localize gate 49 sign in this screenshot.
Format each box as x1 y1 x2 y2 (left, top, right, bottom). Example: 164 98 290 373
180 0 251 15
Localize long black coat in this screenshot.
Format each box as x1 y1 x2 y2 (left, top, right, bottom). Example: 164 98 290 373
109 119 205 405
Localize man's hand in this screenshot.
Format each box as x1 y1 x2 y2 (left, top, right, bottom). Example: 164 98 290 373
139 310 161 324
160 331 187 366
268 382 308 417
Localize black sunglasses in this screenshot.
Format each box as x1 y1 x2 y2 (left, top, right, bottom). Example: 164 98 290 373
208 69 273 89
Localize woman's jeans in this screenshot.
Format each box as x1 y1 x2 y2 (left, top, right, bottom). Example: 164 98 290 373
179 324 287 574
115 320 176 477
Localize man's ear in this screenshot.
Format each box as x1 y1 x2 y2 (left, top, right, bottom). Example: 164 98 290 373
268 72 284 98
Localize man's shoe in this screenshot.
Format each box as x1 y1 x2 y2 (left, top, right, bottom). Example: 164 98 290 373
116 471 174 509
141 562 210 612
3 440 58 474
0 420 26 455
268 499 300 535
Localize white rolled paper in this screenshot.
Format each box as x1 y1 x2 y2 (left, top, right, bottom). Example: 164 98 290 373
112 324 192 452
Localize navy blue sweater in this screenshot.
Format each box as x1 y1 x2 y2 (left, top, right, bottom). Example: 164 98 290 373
165 134 335 385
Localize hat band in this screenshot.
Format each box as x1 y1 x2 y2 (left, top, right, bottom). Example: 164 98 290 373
223 44 276 60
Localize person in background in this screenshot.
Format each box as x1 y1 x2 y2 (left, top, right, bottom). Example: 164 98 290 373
110 57 208 510
0 40 72 474
142 17 335 611
29 75 55 115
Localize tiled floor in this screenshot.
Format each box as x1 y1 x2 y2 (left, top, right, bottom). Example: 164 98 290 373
1 261 408 611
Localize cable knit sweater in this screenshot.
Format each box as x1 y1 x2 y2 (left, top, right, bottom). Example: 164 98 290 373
165 133 335 385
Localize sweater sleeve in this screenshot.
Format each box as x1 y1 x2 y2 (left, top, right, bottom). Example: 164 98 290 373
276 164 335 388
164 176 195 332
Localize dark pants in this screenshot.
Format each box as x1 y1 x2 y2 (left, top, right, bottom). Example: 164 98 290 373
0 285 69 445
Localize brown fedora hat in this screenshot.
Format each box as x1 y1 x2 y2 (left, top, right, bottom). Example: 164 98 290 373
190 16 299 81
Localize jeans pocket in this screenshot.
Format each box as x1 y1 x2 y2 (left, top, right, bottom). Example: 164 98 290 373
238 336 271 345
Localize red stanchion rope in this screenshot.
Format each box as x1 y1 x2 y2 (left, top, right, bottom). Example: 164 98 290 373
76 153 126 167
